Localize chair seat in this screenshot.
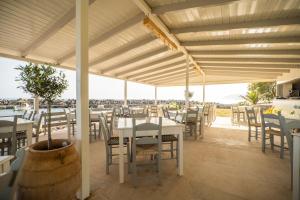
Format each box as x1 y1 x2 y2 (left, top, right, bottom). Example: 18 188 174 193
107 137 129 145
136 144 158 155
160 135 178 142
250 123 261 127
266 129 281 136
16 131 27 139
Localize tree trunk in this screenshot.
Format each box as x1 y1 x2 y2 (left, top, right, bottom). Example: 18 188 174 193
47 102 52 149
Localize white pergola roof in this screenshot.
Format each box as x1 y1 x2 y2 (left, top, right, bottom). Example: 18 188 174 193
1 0 300 86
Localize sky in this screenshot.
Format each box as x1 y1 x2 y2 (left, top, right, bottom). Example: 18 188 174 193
0 57 248 104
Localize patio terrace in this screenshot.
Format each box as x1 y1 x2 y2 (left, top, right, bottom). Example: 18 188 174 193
43 117 291 200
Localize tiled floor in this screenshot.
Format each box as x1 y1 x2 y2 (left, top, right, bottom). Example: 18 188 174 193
43 117 292 200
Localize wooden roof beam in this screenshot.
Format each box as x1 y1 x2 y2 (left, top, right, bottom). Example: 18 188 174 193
152 0 238 15
101 46 169 74
137 66 193 82
195 57 300 64
90 35 156 67
131 0 204 75
183 36 300 47
57 13 144 63
198 62 300 69
190 49 300 56
172 16 300 34
129 60 186 80
116 53 184 77
202 67 290 73
21 0 96 57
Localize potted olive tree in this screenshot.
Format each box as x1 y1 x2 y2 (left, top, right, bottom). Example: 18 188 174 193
15 63 80 200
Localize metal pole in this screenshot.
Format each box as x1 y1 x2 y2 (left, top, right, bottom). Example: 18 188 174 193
202 72 206 104
155 86 157 105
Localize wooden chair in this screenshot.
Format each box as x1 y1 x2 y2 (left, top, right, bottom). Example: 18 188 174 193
162 107 170 119
89 111 97 142
0 116 17 156
32 111 44 142
183 110 198 140
260 110 287 159
245 107 261 142
22 110 33 120
203 104 210 125
131 117 162 187
150 105 158 117
121 106 130 118
99 115 130 174
0 148 26 200
231 106 244 125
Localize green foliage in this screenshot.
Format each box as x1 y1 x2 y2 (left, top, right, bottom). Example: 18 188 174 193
241 81 276 104
248 82 276 102
15 63 68 103
15 63 68 149
241 90 259 105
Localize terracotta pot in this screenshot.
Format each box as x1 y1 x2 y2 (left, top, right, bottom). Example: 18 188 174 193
18 139 81 200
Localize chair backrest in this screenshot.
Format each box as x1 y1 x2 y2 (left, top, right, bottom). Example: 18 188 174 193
131 113 148 118
162 107 170 119
0 116 17 155
23 110 33 120
132 117 162 147
0 148 26 200
232 105 239 113
43 111 68 128
260 109 286 135
22 110 27 119
32 111 44 132
245 107 258 126
203 104 210 115
150 105 158 114
99 116 110 152
122 106 130 116
185 110 198 124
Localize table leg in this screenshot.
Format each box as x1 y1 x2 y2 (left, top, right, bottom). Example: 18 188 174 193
293 135 300 200
27 124 33 146
119 131 125 183
178 133 183 176
67 119 71 140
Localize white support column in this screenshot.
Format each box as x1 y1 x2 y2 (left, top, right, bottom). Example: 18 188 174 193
75 0 90 199
202 72 206 104
154 86 157 105
185 55 189 109
33 96 39 112
124 80 128 106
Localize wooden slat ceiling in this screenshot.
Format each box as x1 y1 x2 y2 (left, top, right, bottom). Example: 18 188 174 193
0 0 300 86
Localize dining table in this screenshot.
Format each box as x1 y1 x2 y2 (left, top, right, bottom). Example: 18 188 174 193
0 117 34 146
0 155 14 173
115 117 184 183
284 118 300 200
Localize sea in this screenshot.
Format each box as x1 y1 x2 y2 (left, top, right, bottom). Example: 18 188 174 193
0 108 65 117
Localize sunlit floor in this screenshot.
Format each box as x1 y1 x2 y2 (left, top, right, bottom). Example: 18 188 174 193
39 117 292 200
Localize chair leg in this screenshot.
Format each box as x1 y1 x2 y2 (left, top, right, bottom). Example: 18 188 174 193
255 127 258 140
170 142 174 158
270 135 274 151
176 140 179 167
248 126 251 142
127 144 131 173
280 136 284 159
106 151 110 174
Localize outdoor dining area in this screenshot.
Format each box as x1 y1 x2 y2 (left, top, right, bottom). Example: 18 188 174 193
1 0 300 199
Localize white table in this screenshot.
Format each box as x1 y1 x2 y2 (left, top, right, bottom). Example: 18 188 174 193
129 107 144 114
0 155 14 173
116 117 184 183
0 117 33 146
285 118 300 200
